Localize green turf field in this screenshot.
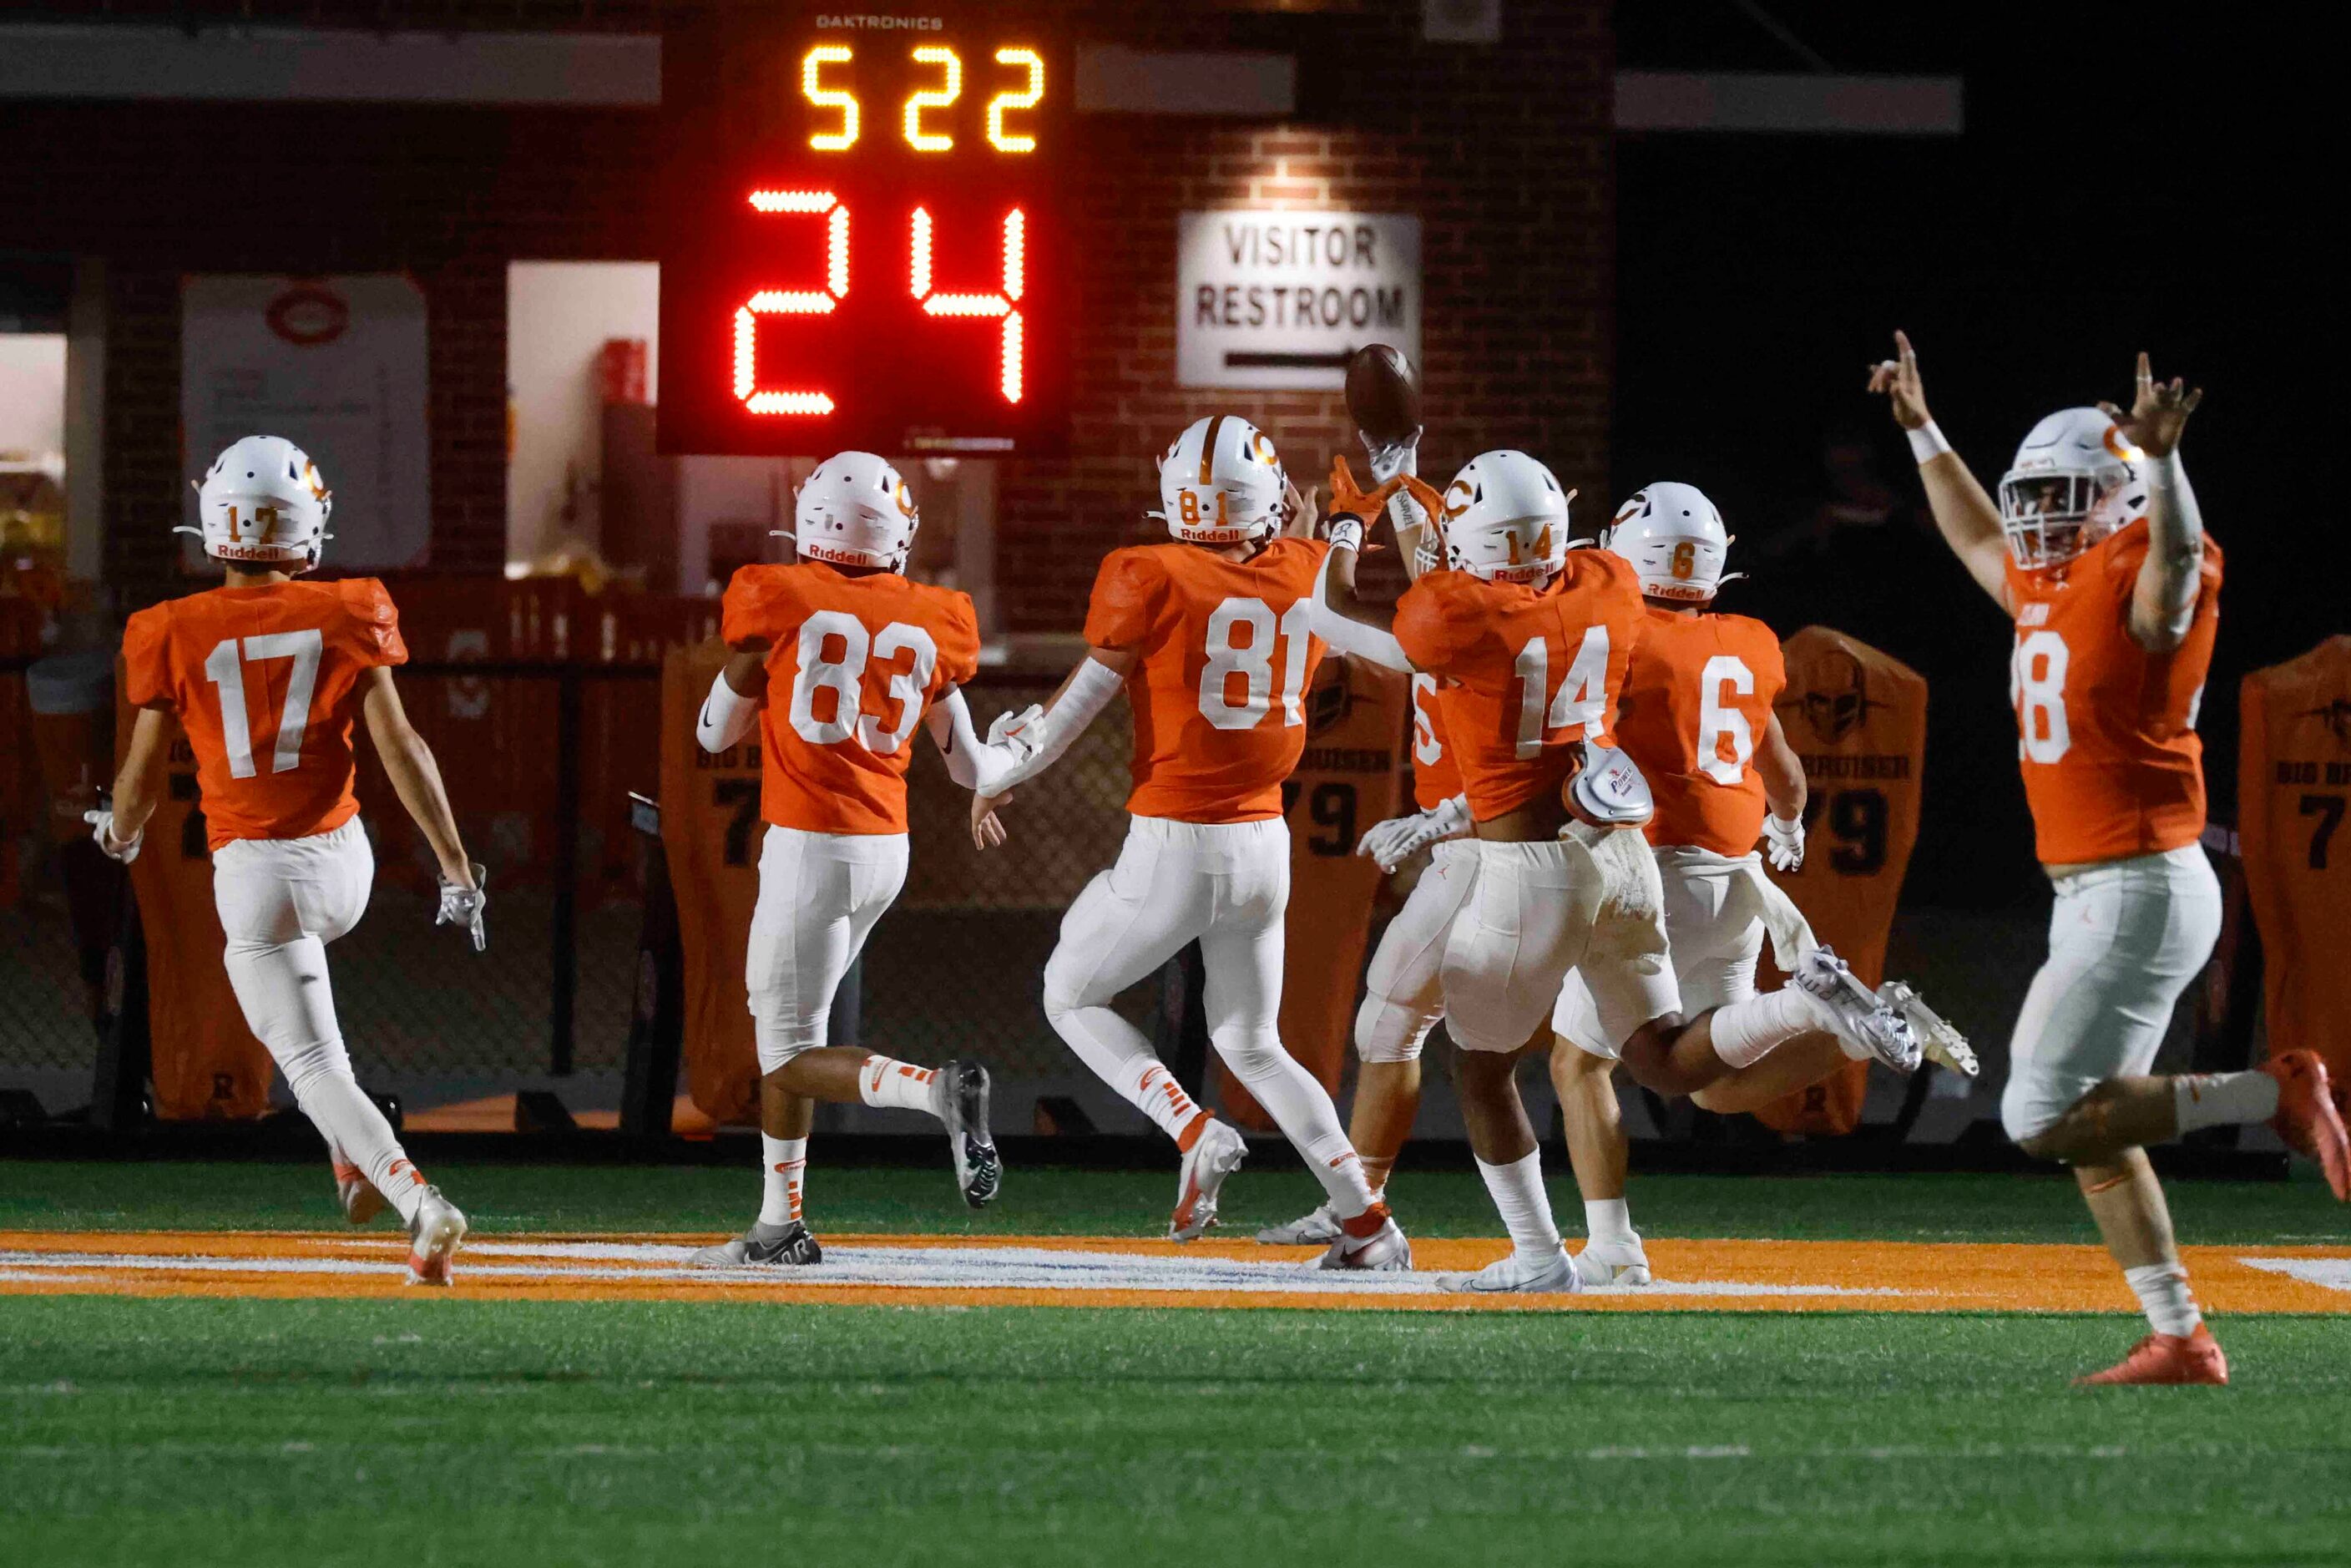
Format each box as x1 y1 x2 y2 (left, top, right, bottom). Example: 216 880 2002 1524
3 1161 2346 1567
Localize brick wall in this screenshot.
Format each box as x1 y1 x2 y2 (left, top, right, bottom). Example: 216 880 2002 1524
0 1 1611 616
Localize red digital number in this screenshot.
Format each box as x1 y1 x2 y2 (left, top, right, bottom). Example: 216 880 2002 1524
736 196 1027 417
735 190 849 417
909 206 1025 403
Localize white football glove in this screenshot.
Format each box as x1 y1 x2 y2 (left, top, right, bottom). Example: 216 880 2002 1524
436 862 488 952
987 703 1047 764
83 808 141 864
1362 427 1421 485
1356 794 1471 873
1764 812 1805 872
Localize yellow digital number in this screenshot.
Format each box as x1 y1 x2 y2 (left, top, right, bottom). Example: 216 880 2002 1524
987 48 1044 153
802 45 857 151
904 45 961 153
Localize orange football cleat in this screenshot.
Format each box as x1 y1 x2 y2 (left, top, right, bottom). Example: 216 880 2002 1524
2075 1324 2229 1387
2262 1051 2351 1201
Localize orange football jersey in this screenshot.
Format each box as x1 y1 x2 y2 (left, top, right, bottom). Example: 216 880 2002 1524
1615 608 1787 857
121 579 407 850
1084 538 1331 823
1392 550 1646 822
2002 519 2222 866
722 562 980 837
1407 671 1464 811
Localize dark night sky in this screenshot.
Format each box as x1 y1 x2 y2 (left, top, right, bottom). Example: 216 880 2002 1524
1611 6 2319 906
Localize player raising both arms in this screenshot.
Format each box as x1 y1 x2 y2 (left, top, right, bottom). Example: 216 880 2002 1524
971 415 1409 1268
1316 453 1920 1292
1871 333 2349 1384
90 437 480 1285
690 453 1027 1267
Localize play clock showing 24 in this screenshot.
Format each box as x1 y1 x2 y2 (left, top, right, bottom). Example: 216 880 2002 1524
657 8 1074 458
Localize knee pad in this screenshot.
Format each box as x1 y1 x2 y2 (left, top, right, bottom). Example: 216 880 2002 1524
752 1006 827 1076
1354 994 1434 1065
1209 1028 1287 1084
2000 1077 2064 1148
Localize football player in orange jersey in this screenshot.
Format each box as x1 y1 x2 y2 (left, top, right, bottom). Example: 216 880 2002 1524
1317 452 1920 1292
1255 432 1479 1251
970 415 1411 1267
688 452 1031 1267
88 437 479 1285
1873 333 2350 1383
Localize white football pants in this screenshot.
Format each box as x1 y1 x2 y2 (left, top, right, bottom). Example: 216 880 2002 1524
1044 816 1374 1214
212 819 427 1223
2001 845 2222 1143
1448 827 1673 1057
746 824 910 1073
1355 839 1474 1064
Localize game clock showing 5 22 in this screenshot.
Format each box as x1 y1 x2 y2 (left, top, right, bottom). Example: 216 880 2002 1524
657 11 1073 458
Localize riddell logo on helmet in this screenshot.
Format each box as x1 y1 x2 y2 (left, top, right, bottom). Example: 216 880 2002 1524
801 540 882 566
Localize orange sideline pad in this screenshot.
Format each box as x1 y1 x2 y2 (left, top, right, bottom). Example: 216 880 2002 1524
2 1232 2348 1313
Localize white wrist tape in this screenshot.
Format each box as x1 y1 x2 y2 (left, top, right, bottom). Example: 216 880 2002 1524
1325 515 1365 554
2146 450 2185 491
697 670 759 753
1308 545 1413 673
1907 422 1953 463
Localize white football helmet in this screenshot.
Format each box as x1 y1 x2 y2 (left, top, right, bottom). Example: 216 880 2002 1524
184 436 332 568
1155 415 1287 545
789 451 919 571
1603 482 1737 604
1438 450 1570 584
1997 407 2148 570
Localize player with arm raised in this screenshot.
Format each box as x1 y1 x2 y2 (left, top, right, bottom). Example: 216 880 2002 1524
1316 453 1920 1292
1870 333 2348 1383
971 416 1410 1267
689 453 1029 1267
88 438 480 1285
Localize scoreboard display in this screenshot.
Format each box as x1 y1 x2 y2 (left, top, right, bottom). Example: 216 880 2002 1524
657 9 1071 458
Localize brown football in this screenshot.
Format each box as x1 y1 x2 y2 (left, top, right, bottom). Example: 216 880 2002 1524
1344 343 1421 448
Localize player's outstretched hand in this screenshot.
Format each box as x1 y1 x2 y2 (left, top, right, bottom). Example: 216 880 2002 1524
2097 350 2202 458
987 703 1046 764
1866 330 1932 431
1325 455 1400 528
83 807 141 864
436 862 488 952
972 791 1009 851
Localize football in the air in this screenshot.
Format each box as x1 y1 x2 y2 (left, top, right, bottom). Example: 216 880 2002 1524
1344 343 1421 447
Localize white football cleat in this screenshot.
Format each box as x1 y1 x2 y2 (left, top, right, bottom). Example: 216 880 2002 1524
1169 1119 1246 1241
1312 1214 1413 1272
403 1187 468 1287
1793 948 1921 1072
1571 1236 1652 1287
1878 980 1979 1078
1256 1203 1343 1245
1439 1246 1580 1294
933 1059 1001 1209
333 1160 385 1227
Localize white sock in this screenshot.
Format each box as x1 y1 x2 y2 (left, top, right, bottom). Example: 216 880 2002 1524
1117 1058 1210 1146
1215 1034 1378 1220
1474 1151 1563 1260
759 1135 807 1227
857 1056 940 1115
2172 1072 2280 1134
1584 1196 1636 1245
1048 999 1207 1145
2124 1261 2202 1337
1709 987 1832 1069
277 1036 429 1225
